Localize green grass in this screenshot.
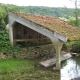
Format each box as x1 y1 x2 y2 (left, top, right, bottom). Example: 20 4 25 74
0 58 34 72
0 58 60 80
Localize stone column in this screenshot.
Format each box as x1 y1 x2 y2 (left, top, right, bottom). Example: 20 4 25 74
51 38 63 69
9 25 13 46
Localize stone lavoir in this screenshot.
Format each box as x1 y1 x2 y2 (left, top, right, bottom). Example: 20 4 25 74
8 12 80 69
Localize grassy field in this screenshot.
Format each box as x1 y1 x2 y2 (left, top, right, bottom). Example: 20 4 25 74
0 58 60 80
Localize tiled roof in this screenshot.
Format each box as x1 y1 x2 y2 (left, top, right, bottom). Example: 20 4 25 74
16 12 80 41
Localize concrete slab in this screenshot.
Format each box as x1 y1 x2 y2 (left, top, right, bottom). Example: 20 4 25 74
40 52 72 67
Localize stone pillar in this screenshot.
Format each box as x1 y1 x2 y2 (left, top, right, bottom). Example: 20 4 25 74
9 25 13 46
51 38 63 69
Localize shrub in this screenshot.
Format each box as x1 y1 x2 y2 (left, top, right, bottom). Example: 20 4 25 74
70 41 80 53
0 28 11 53
62 42 71 50
0 26 20 57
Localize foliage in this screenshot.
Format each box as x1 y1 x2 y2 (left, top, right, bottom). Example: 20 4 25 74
63 40 80 53
69 0 80 27
0 27 20 55
59 17 68 21
0 3 20 25
69 17 80 27
67 17 76 26
60 16 80 27
71 41 80 53
0 3 80 21
0 3 80 25
0 28 10 53
63 42 73 50
0 20 20 56
63 41 80 53
20 6 75 18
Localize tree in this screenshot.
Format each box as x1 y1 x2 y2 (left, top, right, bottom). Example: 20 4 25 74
74 0 78 26
70 0 80 27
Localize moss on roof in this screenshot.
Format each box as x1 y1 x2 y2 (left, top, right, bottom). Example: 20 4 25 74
16 12 80 41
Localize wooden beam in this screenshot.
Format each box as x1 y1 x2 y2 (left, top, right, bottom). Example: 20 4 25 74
14 38 52 45
14 38 51 42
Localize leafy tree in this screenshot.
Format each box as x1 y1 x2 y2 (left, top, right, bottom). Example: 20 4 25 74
69 0 80 27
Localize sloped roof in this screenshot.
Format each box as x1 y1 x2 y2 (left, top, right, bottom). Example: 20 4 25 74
16 12 80 41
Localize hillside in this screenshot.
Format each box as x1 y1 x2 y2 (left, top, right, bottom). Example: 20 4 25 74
0 3 77 19
20 6 75 18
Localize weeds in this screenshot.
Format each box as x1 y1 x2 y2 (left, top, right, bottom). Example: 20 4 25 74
0 58 59 80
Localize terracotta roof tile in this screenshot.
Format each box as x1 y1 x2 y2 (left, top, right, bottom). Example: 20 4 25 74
16 12 80 41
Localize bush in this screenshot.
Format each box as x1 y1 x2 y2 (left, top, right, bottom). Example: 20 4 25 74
0 27 20 57
70 41 80 53
62 42 72 50
0 28 11 53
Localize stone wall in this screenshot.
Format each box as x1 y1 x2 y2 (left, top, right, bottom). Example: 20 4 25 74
17 44 55 59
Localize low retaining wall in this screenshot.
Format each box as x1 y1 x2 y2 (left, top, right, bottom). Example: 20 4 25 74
17 44 55 59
